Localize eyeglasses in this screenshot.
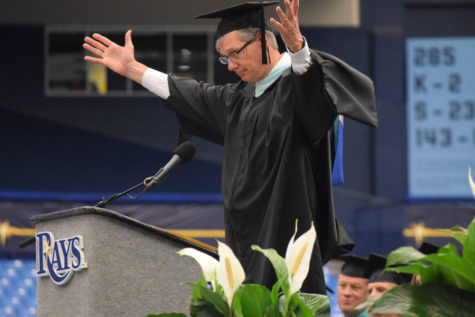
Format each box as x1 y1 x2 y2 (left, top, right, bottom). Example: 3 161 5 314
218 38 254 65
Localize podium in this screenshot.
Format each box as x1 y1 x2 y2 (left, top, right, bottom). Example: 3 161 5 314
30 206 218 317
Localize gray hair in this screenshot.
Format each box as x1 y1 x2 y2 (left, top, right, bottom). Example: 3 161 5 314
215 27 278 52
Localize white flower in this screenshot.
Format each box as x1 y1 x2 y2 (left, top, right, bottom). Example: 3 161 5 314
469 166 475 198
216 241 246 307
285 221 317 294
177 247 219 290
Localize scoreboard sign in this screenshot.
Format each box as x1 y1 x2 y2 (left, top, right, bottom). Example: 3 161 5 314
406 37 475 199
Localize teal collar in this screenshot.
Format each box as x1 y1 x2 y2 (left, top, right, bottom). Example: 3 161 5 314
255 53 291 98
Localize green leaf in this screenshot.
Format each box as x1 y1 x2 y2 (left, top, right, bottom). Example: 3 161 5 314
191 277 208 300
385 261 426 275
436 263 475 293
386 246 426 267
263 304 283 317
270 280 283 307
298 293 330 316
214 283 225 299
295 300 313 317
446 225 467 233
371 283 475 317
439 229 467 246
424 246 475 291
238 284 275 317
188 283 229 316
251 245 290 296
283 292 329 317
463 217 475 267
415 263 440 285
232 290 244 317
439 225 467 246
285 292 302 316
189 298 224 317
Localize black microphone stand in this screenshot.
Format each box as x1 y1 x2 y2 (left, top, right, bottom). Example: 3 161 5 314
95 182 145 208
95 170 163 208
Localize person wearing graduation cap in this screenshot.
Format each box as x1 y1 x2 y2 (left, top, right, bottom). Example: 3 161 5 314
365 253 412 317
83 0 377 294
336 255 370 317
366 253 412 299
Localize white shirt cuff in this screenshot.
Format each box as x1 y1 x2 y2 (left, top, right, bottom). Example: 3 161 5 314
142 68 170 99
287 37 312 75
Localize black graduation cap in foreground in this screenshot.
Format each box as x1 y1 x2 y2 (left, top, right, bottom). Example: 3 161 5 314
367 253 412 285
418 242 439 255
195 1 279 64
338 255 370 278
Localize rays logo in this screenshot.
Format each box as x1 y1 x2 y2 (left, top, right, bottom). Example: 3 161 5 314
36 231 87 285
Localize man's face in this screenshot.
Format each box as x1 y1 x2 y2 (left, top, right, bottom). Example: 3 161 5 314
218 31 268 82
367 281 397 298
337 274 369 315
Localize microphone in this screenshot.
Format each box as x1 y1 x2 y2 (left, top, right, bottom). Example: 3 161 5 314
144 141 196 188
94 141 196 208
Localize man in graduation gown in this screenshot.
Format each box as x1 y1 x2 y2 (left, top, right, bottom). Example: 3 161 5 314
83 0 377 294
336 255 371 317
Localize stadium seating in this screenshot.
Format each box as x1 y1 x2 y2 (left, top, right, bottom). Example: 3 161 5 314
0 259 37 317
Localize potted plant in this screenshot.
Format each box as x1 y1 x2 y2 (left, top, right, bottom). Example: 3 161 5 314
148 221 330 317
366 167 475 316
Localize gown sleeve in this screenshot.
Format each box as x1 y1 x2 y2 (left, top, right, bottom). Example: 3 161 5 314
164 75 241 145
286 57 338 144
287 49 377 145
312 49 378 127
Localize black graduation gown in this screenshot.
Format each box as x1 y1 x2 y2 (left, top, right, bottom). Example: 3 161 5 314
164 49 377 294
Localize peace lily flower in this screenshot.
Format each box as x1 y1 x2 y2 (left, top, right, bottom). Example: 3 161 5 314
285 221 317 294
216 240 246 307
177 247 219 290
469 166 475 198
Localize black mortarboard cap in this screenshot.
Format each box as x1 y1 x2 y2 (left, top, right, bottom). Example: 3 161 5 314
418 242 439 255
367 253 412 285
195 1 279 64
338 255 370 278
